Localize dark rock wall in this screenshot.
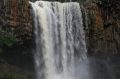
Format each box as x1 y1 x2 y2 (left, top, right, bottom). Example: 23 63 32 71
0 0 32 44
0 1 34 79
85 0 120 56
85 1 120 78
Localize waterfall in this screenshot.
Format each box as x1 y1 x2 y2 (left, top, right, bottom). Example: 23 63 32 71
30 1 89 79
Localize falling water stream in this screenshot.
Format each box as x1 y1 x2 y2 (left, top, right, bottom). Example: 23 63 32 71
30 1 90 79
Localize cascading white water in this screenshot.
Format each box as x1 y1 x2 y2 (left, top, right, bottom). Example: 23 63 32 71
30 1 89 79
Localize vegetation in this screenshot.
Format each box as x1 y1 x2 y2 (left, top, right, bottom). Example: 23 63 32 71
1 74 16 79
0 29 16 47
0 64 32 79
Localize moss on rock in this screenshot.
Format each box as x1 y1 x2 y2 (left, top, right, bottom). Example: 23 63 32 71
0 29 16 47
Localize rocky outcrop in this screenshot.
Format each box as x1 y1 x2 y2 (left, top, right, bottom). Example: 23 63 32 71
85 0 120 56
0 0 32 45
0 1 34 79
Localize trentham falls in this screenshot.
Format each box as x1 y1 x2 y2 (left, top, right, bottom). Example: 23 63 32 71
30 1 89 79
1 0 120 79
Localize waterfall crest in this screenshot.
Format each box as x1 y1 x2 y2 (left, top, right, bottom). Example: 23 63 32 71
30 1 88 79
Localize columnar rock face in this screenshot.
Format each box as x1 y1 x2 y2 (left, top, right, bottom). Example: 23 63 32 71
0 0 120 55
0 0 32 44
85 0 120 56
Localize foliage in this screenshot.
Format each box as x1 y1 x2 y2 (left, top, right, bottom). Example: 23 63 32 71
1 74 16 79
0 48 2 54
0 64 32 79
0 29 16 47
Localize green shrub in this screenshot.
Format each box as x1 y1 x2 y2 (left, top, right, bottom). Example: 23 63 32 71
0 30 16 47
1 74 16 79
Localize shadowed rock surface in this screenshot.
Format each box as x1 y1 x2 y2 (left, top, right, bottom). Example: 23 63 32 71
84 1 120 79
85 0 120 56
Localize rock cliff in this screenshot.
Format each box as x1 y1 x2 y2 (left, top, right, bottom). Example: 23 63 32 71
0 0 32 45
85 0 120 56
1 0 120 56
0 1 34 79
